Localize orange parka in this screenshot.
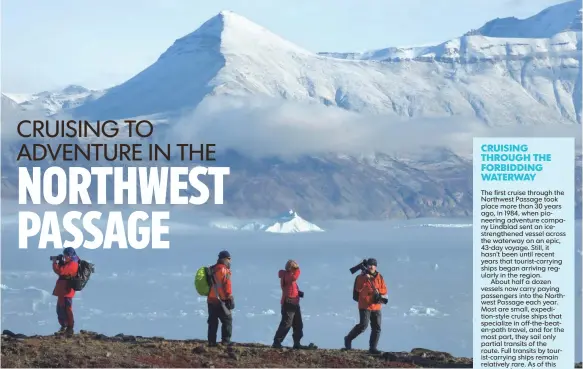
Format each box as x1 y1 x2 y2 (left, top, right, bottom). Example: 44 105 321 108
52 259 79 298
207 262 232 304
354 272 387 311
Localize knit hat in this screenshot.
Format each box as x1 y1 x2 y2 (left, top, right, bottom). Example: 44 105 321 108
366 258 377 267
63 247 77 257
218 250 231 259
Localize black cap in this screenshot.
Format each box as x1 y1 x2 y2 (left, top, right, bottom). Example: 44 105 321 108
218 250 231 259
366 258 377 266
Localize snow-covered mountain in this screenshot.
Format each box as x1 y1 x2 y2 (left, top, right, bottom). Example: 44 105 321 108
1 2 582 220
262 210 324 233
4 85 106 116
212 210 324 233
1 94 31 140
66 3 582 125
1 94 21 111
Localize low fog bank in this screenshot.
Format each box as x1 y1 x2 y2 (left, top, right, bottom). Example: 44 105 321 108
157 96 582 160
4 94 579 162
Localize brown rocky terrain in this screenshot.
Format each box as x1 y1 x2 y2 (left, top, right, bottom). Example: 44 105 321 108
1 329 473 368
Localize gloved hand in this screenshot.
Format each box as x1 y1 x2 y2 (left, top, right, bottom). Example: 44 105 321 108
225 296 235 310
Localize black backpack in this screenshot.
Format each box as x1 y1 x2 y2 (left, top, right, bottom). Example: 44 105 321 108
352 276 359 302
69 259 95 292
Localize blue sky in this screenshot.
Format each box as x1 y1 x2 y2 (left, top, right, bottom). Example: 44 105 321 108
1 0 569 93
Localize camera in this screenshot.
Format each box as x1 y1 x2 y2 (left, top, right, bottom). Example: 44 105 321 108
50 255 64 263
373 292 388 305
298 290 304 298
225 297 235 310
349 259 368 274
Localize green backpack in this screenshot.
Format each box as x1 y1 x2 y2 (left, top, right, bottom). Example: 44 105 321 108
195 266 213 296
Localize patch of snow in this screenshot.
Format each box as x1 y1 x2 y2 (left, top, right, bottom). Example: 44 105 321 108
239 221 267 231
209 222 239 230
419 223 472 228
405 305 448 318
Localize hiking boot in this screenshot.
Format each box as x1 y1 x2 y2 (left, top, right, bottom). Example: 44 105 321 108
54 326 67 335
344 336 352 350
293 342 310 350
271 342 283 349
208 342 218 347
369 348 382 355
63 327 74 337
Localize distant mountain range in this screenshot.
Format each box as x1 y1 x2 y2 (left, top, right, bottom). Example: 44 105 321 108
4 85 105 117
2 1 581 220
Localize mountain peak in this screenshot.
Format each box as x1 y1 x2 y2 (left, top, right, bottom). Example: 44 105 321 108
158 10 311 61
217 10 246 20
469 0 581 38
264 209 324 233
194 10 264 36
70 9 313 120
61 84 89 94
278 209 299 220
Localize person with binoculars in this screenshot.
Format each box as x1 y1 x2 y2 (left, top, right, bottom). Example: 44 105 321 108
272 259 309 349
344 258 388 354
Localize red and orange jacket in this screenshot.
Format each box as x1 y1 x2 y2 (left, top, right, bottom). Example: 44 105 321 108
208 262 232 304
279 268 300 305
354 272 387 311
52 259 79 298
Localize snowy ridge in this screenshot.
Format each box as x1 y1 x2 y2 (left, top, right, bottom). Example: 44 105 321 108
469 0 582 38
6 85 106 116
319 0 582 62
320 30 580 61
1 94 21 111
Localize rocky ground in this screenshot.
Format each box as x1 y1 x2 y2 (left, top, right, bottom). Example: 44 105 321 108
1 330 474 368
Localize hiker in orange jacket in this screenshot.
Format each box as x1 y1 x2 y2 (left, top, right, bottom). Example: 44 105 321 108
207 250 234 346
272 259 308 349
51 247 80 336
344 258 388 354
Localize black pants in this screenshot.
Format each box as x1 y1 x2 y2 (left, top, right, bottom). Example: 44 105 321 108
207 302 232 344
346 309 382 349
273 302 303 345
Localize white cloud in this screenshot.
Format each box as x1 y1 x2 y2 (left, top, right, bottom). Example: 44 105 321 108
159 96 582 160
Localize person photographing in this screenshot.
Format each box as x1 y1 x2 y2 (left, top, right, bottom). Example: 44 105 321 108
272 259 308 349
51 247 80 336
344 258 388 354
